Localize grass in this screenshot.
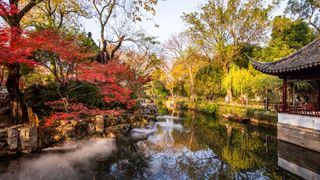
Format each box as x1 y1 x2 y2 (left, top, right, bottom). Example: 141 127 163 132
174 100 278 126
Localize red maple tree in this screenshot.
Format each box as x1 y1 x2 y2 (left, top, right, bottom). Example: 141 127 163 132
0 0 150 126
0 0 45 123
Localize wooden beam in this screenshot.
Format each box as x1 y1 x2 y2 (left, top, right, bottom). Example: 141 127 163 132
283 76 287 112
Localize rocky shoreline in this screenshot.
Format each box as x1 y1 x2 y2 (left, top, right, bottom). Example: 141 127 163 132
0 104 158 157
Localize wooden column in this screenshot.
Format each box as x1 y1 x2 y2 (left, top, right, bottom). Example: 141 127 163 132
282 77 287 112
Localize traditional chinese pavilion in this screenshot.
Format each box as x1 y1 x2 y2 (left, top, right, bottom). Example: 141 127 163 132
251 38 320 152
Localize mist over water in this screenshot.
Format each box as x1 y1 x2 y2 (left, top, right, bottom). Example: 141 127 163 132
0 139 115 180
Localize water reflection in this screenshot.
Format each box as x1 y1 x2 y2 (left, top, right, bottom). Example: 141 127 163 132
130 111 280 179
1 110 318 179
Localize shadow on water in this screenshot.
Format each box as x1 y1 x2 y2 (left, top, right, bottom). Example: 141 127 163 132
0 108 319 179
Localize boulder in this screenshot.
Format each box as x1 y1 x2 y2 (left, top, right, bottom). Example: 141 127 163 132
7 126 20 151
20 126 38 153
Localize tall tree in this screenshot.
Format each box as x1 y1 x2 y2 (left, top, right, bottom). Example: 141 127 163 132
183 0 275 100
89 0 159 63
20 0 90 29
0 0 45 123
165 34 207 102
253 16 316 62
286 0 320 33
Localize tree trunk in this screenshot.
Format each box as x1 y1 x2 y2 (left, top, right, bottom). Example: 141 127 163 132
223 64 233 102
6 65 28 124
227 88 233 102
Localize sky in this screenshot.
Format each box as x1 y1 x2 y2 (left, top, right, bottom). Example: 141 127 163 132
83 0 287 44
83 0 205 44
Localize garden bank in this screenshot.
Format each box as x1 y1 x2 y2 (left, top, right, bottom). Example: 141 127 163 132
167 100 277 126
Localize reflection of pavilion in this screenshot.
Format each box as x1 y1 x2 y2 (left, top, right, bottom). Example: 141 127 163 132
277 140 320 179
252 39 320 152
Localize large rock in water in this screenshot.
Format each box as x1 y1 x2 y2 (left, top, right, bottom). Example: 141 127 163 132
20 126 38 153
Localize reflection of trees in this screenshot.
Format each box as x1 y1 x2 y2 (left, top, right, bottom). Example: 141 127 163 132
124 110 279 179
179 110 278 178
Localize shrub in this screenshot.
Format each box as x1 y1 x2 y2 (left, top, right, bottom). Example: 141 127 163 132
25 81 104 117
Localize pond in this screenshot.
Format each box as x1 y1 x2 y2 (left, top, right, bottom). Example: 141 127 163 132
0 109 319 180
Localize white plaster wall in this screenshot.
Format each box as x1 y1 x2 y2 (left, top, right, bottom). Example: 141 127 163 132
278 113 320 130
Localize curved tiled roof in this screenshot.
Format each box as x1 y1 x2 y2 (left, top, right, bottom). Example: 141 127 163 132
251 38 320 75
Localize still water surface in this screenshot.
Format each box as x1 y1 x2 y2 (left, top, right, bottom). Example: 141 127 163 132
0 109 319 180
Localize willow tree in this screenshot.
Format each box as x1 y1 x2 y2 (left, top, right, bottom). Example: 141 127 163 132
183 0 276 101
222 65 253 97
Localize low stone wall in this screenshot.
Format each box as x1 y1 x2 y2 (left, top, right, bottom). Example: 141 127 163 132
0 125 39 156
0 108 158 157
278 123 320 152
277 113 320 152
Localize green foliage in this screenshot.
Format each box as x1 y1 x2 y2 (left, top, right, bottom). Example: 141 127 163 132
195 64 223 98
254 16 316 62
217 103 277 122
25 81 104 117
272 18 316 49
183 0 275 74
252 73 282 98
222 65 253 96
145 68 170 101
286 0 320 32
197 102 219 115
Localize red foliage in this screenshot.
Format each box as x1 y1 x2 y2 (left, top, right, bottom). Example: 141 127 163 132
0 28 37 66
44 99 104 127
0 0 149 125
29 29 94 64
0 27 94 68
76 60 136 109
0 1 19 16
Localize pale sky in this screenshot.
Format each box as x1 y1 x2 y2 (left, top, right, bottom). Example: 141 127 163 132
83 0 206 44
82 0 287 44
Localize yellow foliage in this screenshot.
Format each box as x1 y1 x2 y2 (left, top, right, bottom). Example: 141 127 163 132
28 107 40 128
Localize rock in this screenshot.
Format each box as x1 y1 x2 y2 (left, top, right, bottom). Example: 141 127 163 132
0 128 8 156
7 126 20 151
95 115 105 133
62 124 76 139
20 126 38 153
88 122 96 134
75 123 89 138
105 124 131 136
